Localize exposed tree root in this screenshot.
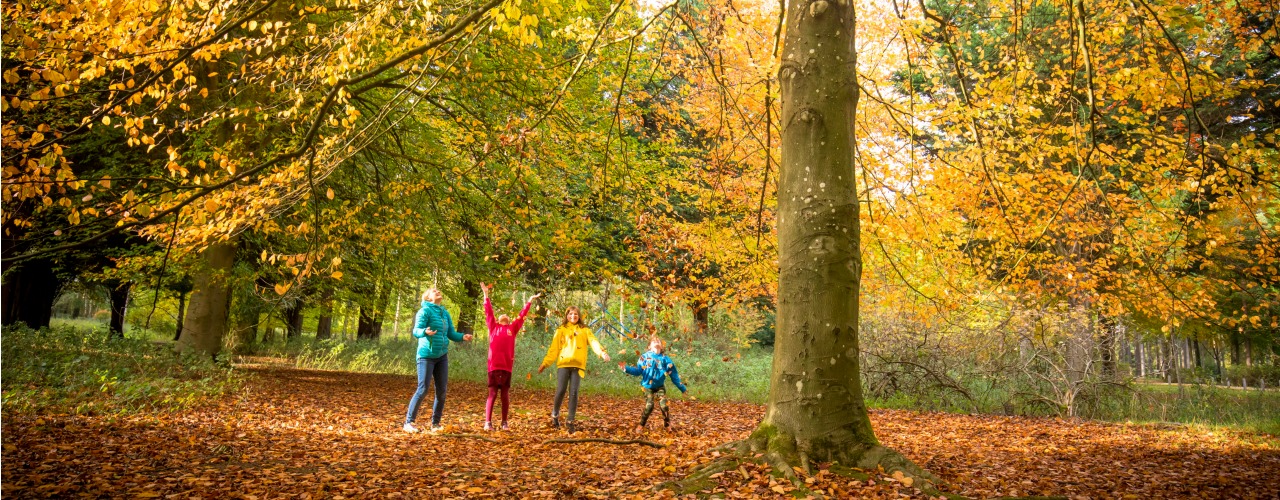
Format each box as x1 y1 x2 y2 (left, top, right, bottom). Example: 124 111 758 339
663 429 963 499
543 438 665 448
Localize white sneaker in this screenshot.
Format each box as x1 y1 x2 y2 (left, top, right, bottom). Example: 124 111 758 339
403 423 420 433
429 425 444 433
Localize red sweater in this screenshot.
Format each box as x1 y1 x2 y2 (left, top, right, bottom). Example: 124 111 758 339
486 297 532 373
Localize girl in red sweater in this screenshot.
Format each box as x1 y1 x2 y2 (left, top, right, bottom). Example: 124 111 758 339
480 283 541 431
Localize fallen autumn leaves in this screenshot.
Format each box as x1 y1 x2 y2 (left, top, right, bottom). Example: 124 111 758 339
4 365 1278 499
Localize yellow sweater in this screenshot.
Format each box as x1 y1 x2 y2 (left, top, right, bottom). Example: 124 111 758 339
540 324 606 375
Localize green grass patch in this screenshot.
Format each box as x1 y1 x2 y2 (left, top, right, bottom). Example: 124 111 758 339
1094 382 1280 435
249 326 772 403
1 324 239 415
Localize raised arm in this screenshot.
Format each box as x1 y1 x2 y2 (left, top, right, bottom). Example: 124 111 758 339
484 297 496 332
481 283 496 332
509 292 541 334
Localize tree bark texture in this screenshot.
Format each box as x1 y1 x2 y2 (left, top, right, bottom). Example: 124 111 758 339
744 0 924 475
176 241 236 356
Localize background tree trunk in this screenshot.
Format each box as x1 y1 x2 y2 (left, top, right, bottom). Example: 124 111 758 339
456 279 481 336
283 301 304 339
176 241 236 357
107 281 132 339
356 305 381 339
693 300 710 336
316 288 334 340
1099 316 1117 378
1 258 63 329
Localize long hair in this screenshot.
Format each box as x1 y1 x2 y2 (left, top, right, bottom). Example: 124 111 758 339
564 306 585 326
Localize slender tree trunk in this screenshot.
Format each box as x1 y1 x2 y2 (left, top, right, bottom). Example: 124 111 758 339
1213 341 1224 384
391 290 402 338
341 300 351 339
283 301 304 339
1136 340 1145 378
356 283 390 339
172 288 189 341
316 288 334 340
107 281 132 339
1193 338 1202 369
177 240 236 357
1098 316 1116 378
456 279 481 336
1231 332 1242 366
731 0 934 485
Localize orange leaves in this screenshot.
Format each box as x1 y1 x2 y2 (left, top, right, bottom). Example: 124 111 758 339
6 365 1280 499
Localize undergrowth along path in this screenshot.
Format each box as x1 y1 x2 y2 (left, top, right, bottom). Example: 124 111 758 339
4 365 1278 499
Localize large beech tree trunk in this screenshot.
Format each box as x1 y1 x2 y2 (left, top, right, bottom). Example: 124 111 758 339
734 0 935 486
754 0 873 454
177 241 236 356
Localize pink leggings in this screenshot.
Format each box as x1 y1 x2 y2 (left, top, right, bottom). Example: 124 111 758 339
485 387 509 423
485 370 512 423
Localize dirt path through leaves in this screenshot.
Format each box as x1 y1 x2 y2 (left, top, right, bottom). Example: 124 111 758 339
5 365 1278 499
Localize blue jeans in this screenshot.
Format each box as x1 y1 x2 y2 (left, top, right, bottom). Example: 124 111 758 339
405 354 448 426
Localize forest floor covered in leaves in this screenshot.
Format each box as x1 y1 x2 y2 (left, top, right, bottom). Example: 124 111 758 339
5 363 1279 499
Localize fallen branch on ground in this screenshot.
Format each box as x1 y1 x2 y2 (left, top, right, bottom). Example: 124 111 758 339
544 438 665 448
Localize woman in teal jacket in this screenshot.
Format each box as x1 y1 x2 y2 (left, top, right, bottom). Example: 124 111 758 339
404 288 472 433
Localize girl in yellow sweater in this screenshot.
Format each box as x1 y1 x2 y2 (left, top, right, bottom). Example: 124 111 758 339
537 306 610 433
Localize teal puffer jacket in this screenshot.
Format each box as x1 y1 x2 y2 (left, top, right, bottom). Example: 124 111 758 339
412 301 465 359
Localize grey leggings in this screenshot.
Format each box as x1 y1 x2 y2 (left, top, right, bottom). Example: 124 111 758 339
552 367 582 422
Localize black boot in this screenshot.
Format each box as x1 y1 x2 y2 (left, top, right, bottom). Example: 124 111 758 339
550 416 560 428
566 421 576 434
